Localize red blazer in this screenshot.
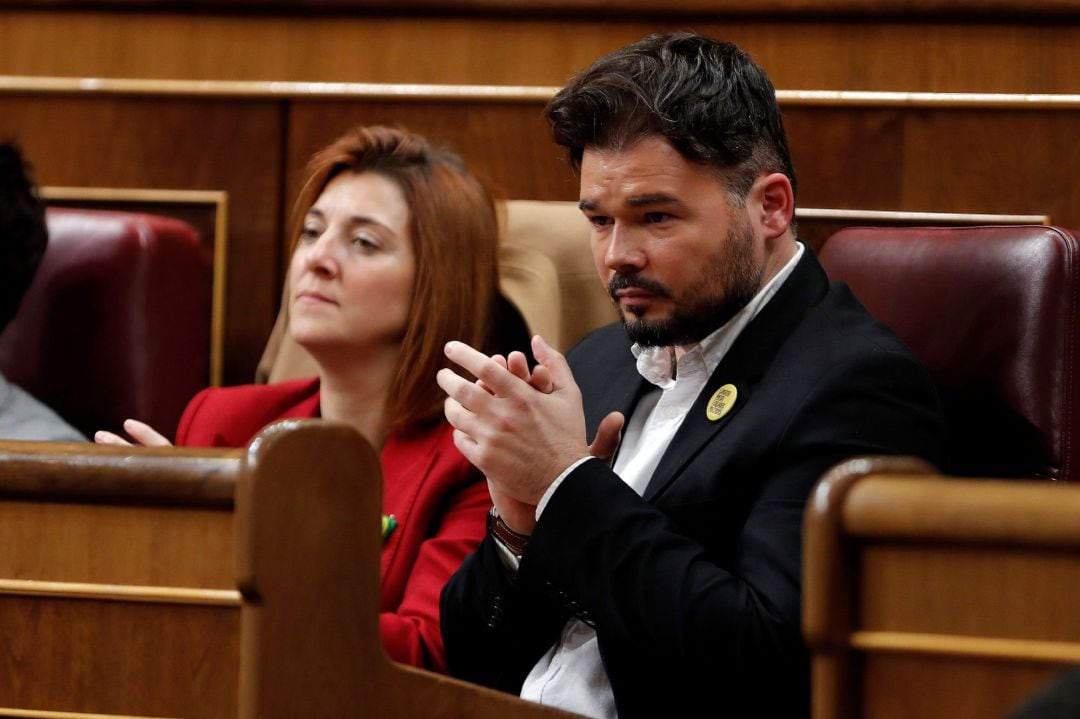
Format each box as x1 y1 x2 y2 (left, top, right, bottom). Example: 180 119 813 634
175 377 490 671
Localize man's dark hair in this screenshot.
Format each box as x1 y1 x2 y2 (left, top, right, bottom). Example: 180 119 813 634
545 32 797 207
0 141 48 331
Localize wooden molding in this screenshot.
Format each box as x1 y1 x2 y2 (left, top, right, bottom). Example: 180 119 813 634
0 440 238 507
0 0 1076 17
4 76 1080 110
797 208 1050 224
0 708 176 719
851 630 1080 664
0 578 240 606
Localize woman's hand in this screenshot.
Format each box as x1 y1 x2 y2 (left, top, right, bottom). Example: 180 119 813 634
94 419 174 447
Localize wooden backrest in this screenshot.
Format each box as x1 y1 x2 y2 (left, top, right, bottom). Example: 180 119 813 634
236 420 581 718
804 457 1080 719
0 438 240 718
0 422 580 717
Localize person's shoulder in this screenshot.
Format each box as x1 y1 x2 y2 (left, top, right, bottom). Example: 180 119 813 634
777 281 936 398
177 376 320 447
571 321 627 349
183 377 319 420
804 282 918 359
566 321 631 367
0 377 85 442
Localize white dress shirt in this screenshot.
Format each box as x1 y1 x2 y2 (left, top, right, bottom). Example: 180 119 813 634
517 242 804 718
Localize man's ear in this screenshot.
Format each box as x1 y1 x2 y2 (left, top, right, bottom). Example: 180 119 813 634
748 173 795 240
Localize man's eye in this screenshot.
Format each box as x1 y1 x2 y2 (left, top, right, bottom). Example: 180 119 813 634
644 212 671 224
588 216 613 228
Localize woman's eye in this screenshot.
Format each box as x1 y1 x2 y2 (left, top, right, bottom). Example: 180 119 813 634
352 235 379 250
299 226 320 242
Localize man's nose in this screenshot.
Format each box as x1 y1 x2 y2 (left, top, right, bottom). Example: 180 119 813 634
604 224 647 273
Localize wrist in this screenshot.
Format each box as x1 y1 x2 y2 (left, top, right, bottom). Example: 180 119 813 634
487 507 530 557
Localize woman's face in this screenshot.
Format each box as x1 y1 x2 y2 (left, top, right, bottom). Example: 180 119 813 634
289 171 416 356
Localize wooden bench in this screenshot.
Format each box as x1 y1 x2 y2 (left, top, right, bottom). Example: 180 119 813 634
0 439 238 718
804 456 1080 719
0 421 579 718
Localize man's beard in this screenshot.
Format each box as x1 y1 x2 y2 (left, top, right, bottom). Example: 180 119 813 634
609 219 764 348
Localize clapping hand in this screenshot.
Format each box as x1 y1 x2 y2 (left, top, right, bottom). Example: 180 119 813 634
439 335 623 534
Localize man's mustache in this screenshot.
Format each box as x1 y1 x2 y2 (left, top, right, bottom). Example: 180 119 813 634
608 274 673 302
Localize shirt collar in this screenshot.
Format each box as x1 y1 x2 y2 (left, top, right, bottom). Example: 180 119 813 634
632 241 805 389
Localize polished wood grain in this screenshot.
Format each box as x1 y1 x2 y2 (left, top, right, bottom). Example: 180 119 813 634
0 424 584 718
236 420 583 718
0 502 233 587
0 0 1076 14
0 595 238 718
860 655 1064 719
0 440 241 717
804 458 1080 719
0 10 1077 92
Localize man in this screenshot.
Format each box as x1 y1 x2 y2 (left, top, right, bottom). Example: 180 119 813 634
0 141 84 441
436 33 944 718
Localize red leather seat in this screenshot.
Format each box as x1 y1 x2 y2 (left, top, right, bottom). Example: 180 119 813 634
0 208 210 439
818 225 1080 479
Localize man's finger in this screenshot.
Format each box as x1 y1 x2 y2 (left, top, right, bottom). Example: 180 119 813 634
531 335 576 388
529 364 555 394
505 351 529 380
450 427 482 467
443 396 485 439
438 367 499 413
444 341 524 397
589 411 625 463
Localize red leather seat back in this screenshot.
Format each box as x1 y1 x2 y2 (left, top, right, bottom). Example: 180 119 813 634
0 208 211 438
819 225 1080 479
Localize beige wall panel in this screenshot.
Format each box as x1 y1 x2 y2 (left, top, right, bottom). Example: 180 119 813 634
1 10 1077 92
0 94 284 386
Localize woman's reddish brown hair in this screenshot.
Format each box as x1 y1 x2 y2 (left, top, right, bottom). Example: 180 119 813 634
290 125 499 433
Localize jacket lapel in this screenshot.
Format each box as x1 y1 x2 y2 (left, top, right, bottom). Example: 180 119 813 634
643 246 830 502
581 340 651 444
378 426 441 582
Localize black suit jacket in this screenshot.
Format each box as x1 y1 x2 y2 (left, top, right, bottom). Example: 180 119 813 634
441 247 946 718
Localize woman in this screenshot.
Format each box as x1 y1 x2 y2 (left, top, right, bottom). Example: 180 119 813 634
96 125 500 671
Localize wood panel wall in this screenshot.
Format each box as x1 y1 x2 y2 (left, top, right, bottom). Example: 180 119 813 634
2 82 1076 384
0 7 1077 92
1 1 1076 384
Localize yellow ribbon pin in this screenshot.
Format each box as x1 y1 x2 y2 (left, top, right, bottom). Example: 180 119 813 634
381 513 397 541
706 384 738 421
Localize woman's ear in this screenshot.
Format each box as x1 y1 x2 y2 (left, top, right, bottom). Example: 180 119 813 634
748 172 795 240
